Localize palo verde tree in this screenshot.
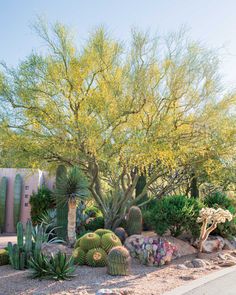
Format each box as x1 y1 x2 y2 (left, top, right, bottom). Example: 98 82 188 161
0 20 236 228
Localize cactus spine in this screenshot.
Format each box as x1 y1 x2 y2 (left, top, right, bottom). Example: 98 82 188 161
0 176 7 232
107 246 131 276
56 165 68 241
14 174 23 228
127 206 142 236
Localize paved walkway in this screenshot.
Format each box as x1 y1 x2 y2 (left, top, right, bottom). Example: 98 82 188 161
164 265 236 295
0 234 17 248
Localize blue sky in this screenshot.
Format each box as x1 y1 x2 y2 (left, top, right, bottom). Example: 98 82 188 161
1 0 236 86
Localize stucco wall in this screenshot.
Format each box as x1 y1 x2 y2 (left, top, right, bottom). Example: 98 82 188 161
0 168 55 233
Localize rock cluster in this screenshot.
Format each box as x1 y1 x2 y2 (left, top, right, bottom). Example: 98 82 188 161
124 235 177 266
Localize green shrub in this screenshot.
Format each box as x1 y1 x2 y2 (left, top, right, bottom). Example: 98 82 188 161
204 192 236 238
149 195 203 237
85 216 104 231
30 186 55 225
0 249 9 265
85 205 102 218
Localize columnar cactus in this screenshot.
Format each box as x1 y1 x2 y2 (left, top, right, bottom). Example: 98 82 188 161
55 165 68 241
127 206 142 236
8 220 42 270
197 207 233 252
0 176 8 232
14 174 23 228
107 246 131 276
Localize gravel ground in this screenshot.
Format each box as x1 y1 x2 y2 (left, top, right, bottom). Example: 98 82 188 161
0 254 219 295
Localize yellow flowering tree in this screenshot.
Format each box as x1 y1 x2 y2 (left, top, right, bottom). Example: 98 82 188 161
0 21 236 228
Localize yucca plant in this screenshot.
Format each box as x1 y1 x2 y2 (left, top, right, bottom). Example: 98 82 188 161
55 166 90 246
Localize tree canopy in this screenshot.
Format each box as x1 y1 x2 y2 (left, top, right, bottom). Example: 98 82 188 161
0 20 236 227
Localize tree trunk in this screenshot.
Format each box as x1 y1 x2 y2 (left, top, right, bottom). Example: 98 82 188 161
67 199 77 246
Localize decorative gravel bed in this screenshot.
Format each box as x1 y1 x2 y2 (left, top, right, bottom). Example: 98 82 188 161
0 254 219 295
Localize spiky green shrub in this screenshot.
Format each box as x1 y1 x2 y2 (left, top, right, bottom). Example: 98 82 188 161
86 248 107 267
107 246 131 276
127 206 142 236
29 251 75 280
95 228 113 237
101 233 122 253
72 247 86 265
80 233 101 252
0 249 9 265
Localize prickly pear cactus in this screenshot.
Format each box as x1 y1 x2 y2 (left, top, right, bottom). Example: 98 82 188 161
14 174 23 228
107 246 131 276
127 206 142 236
0 176 8 232
56 165 68 240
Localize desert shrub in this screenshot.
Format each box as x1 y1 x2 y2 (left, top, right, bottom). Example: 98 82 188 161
204 192 236 238
149 195 203 237
85 216 104 231
85 205 102 218
30 186 54 225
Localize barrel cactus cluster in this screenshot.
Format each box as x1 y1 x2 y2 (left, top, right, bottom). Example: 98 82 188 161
124 235 177 266
73 229 122 267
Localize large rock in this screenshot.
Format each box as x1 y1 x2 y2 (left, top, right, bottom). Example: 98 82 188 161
223 239 235 250
41 243 72 258
124 235 177 266
202 236 225 253
165 236 197 257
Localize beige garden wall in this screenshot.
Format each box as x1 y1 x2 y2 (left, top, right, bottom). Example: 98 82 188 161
0 168 55 233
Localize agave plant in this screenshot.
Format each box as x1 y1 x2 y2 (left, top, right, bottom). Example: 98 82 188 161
32 223 64 244
55 167 90 246
29 251 75 280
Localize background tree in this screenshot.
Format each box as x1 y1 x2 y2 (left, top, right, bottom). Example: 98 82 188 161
0 20 235 228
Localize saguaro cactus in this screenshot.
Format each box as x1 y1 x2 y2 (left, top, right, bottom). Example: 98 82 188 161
56 165 68 241
0 176 8 232
127 206 143 236
14 174 23 228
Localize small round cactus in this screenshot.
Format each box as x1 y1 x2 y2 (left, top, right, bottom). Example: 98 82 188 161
95 229 113 237
107 246 131 276
127 206 142 236
80 233 101 252
114 227 127 244
86 248 107 267
72 247 86 265
101 233 122 253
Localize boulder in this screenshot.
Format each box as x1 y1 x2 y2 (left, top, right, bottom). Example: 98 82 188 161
165 236 197 257
41 243 72 258
202 236 225 253
223 239 235 250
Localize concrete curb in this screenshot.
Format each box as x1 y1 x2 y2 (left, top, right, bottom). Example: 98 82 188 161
163 265 236 295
